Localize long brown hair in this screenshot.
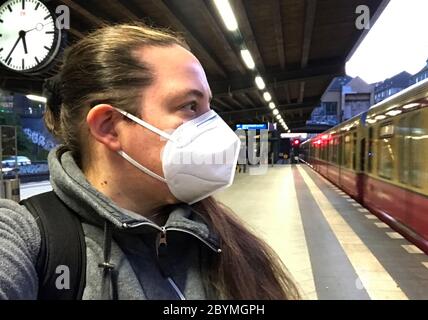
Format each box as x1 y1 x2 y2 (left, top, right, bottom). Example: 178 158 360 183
44 23 300 300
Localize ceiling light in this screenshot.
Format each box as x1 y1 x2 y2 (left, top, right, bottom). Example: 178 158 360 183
269 102 276 109
213 0 238 31
375 115 386 120
255 76 266 90
273 109 279 115
386 110 402 116
402 103 420 109
263 92 272 102
240 49 255 69
276 114 281 120
26 95 47 103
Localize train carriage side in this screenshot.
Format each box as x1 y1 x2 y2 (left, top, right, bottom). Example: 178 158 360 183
302 78 428 253
362 79 428 252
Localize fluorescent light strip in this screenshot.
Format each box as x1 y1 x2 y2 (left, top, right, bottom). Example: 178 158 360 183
263 92 272 102
240 49 255 69
255 76 265 90
26 95 47 103
402 103 420 109
386 110 402 116
213 0 238 31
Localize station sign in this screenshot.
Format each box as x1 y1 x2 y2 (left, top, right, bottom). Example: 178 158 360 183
236 123 268 130
280 133 308 139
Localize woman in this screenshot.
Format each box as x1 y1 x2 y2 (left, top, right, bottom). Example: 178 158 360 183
0 23 299 300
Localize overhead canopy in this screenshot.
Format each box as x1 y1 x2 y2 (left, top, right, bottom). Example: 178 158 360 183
0 0 389 130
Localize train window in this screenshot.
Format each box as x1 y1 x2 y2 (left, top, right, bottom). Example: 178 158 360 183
329 139 334 163
409 111 428 188
352 132 357 170
398 116 410 184
331 136 338 164
368 127 374 173
344 133 352 169
337 135 342 165
378 124 395 180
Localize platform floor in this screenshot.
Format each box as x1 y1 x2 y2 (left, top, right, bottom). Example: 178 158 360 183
216 164 428 300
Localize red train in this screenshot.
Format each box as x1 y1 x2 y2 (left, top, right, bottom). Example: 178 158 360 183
301 78 428 254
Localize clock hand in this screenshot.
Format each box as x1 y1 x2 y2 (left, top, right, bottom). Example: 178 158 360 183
24 26 36 33
25 21 54 33
21 33 28 54
5 33 23 62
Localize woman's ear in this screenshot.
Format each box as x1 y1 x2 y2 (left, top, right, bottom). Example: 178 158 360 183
86 104 123 151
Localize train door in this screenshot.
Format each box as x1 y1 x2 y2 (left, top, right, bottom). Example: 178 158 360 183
360 138 366 172
359 137 366 203
338 134 343 188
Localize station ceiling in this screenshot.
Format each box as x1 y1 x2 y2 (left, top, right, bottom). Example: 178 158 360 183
0 0 389 131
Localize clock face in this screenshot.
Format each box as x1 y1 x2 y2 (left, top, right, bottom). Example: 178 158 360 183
0 0 61 73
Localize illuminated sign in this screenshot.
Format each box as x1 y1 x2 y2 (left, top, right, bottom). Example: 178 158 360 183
280 133 308 139
236 124 268 130
380 124 394 137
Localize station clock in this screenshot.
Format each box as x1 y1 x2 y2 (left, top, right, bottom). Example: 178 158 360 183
0 0 62 73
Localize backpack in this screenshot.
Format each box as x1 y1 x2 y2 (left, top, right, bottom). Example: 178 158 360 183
20 191 86 300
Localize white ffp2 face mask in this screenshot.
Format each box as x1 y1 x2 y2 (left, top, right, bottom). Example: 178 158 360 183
114 108 241 204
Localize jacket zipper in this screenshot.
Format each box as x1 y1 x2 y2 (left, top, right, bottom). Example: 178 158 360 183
122 221 221 299
166 227 222 253
156 226 185 300
122 222 221 253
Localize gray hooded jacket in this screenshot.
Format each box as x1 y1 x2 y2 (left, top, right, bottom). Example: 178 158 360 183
0 147 221 300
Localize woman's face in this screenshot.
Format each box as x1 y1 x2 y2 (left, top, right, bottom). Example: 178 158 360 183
118 44 212 203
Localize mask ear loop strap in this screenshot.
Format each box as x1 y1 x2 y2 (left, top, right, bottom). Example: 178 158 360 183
117 150 167 183
113 107 177 143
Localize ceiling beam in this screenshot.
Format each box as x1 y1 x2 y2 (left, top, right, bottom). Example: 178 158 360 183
272 0 286 69
230 0 265 72
301 0 317 68
222 96 245 110
211 60 344 97
299 0 317 103
239 93 256 107
109 0 141 21
285 84 291 104
149 0 227 78
68 28 84 39
212 98 234 111
292 124 333 132
298 82 305 104
219 97 320 121
60 0 104 26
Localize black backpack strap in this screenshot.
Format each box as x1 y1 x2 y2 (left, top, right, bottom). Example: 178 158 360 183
20 191 86 300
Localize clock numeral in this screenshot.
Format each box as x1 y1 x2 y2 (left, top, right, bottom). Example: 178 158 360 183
22 0 25 10
45 31 54 34
35 2 40 10
7 5 12 12
44 46 50 51
7 57 12 65
35 57 40 64
0 19 3 23
0 48 3 53
22 58 24 70
44 14 51 20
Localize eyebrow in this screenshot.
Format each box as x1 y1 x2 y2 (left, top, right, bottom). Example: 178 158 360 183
175 89 212 103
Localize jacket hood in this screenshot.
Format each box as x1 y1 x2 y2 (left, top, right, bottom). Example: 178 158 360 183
47 146 220 250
